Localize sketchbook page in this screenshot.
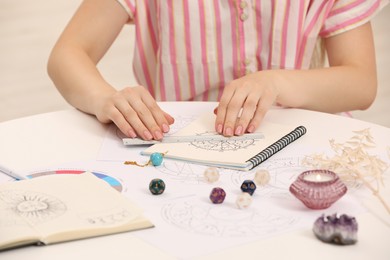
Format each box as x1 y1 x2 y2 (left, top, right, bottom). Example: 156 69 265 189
0 172 153 250
0 226 38 250
142 112 296 169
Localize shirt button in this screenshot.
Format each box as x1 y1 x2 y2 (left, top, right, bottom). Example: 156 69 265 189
244 58 251 65
239 1 248 9
240 13 248 21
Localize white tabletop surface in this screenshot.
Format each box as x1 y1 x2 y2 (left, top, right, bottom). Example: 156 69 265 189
0 102 389 259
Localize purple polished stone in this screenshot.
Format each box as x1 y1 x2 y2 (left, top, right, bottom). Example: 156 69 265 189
209 187 226 204
313 213 358 245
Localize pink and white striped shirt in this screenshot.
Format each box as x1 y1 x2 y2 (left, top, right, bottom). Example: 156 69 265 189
116 0 388 102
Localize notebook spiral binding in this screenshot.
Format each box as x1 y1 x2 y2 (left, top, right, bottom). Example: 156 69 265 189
246 126 307 170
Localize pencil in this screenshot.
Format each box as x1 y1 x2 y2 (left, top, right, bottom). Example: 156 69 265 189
0 164 26 180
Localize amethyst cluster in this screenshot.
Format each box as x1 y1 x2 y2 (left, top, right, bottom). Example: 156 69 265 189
313 213 358 245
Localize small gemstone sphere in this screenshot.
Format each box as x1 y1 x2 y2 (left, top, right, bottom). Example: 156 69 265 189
236 192 253 209
254 169 271 186
240 180 256 195
149 178 165 195
204 167 220 183
150 152 163 166
209 187 226 204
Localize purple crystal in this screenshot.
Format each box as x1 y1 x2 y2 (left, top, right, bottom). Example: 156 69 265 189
209 187 226 204
313 213 358 245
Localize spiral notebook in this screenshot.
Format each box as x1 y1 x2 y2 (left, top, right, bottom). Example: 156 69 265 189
141 113 306 171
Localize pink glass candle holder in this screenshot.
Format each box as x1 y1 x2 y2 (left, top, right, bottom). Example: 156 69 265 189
289 170 347 210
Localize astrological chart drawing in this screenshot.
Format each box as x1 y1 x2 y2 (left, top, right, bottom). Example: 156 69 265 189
157 156 311 200
0 190 66 226
188 131 257 152
156 161 206 184
115 114 198 140
230 156 307 200
161 199 298 238
157 156 304 187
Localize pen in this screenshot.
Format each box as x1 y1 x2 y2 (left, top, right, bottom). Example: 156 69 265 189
0 164 26 180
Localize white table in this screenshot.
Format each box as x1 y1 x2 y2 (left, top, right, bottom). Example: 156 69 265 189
1 102 389 259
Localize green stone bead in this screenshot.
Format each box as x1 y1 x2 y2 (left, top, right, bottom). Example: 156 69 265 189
149 178 165 195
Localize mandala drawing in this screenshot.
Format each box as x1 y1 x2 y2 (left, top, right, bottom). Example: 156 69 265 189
189 132 257 152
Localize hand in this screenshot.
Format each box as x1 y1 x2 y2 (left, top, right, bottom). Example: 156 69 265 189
95 86 174 140
215 71 279 136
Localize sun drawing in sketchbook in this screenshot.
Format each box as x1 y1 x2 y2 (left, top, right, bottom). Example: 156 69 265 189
0 190 67 226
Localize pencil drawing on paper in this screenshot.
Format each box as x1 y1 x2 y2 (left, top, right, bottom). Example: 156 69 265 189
85 209 134 226
0 190 67 226
189 131 257 152
157 161 205 184
161 200 298 237
156 156 308 238
115 115 198 140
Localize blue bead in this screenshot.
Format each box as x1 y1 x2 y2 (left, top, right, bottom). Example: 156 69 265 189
150 152 163 166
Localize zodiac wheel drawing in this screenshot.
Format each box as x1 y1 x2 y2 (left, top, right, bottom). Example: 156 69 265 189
161 200 297 237
156 161 205 184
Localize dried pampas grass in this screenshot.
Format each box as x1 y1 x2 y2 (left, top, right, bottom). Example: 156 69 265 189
302 128 390 214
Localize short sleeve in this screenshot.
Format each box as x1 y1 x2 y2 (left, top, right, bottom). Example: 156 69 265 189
320 0 389 38
116 0 136 22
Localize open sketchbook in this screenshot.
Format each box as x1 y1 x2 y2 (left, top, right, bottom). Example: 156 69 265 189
141 113 306 171
0 172 153 251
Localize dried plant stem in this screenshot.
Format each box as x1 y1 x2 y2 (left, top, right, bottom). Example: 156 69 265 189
355 171 390 214
303 129 390 215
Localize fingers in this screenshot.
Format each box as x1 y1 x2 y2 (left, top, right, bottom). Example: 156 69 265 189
215 83 235 135
100 86 173 140
101 103 138 138
235 93 260 134
246 90 276 132
118 95 161 140
221 85 249 136
215 74 278 136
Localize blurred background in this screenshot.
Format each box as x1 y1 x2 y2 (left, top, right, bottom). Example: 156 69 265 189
0 1 389 127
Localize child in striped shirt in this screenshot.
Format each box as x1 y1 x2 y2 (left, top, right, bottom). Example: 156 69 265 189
48 0 388 140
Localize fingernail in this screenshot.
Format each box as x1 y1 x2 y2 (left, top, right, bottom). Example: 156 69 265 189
154 130 163 140
143 130 153 140
235 125 243 135
247 125 255 133
162 124 170 133
217 124 223 133
128 130 137 138
225 127 233 136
